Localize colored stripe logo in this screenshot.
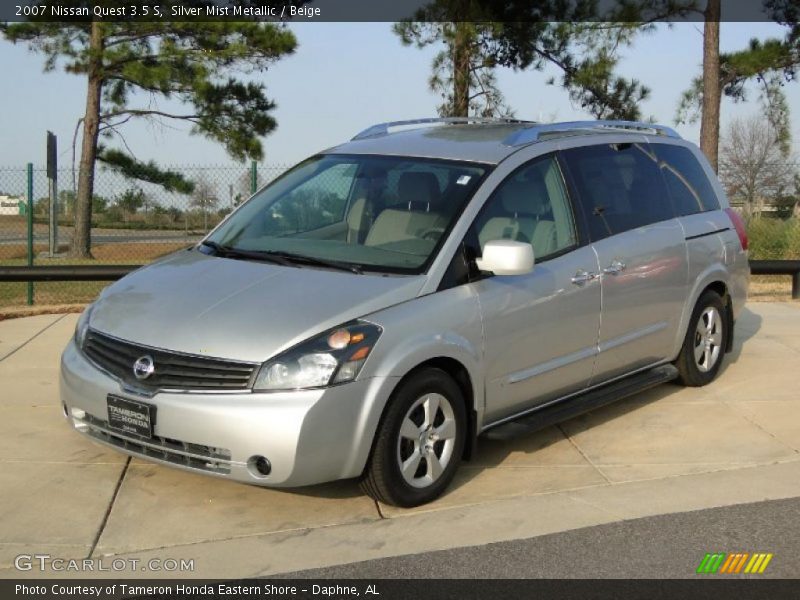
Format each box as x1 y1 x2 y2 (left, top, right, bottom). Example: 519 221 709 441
696 552 773 574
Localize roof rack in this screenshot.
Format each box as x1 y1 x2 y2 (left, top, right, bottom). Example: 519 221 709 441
351 117 535 141
503 120 681 145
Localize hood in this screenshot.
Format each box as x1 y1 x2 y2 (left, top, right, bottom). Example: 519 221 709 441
90 250 426 363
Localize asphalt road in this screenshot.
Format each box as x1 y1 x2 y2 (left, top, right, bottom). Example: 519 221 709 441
278 497 800 579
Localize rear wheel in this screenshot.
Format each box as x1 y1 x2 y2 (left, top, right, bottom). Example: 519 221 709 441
360 368 466 507
675 290 728 386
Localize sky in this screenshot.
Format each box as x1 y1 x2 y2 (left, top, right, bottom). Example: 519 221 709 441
0 21 798 170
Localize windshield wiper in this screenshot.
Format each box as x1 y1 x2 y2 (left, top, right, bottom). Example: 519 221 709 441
201 241 362 274
200 240 229 255
200 240 295 267
265 250 364 275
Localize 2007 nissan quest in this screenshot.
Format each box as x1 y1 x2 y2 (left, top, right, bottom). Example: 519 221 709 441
61 118 750 507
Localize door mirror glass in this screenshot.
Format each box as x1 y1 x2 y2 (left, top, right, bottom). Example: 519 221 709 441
475 239 534 275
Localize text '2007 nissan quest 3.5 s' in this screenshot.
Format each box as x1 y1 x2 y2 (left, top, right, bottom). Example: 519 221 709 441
61 118 749 507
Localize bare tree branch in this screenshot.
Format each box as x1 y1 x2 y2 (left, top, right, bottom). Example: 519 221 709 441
719 115 797 218
100 108 201 123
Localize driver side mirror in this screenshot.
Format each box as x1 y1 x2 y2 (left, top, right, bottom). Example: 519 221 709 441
475 239 534 276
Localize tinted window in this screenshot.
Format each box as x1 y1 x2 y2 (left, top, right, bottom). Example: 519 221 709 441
473 155 577 261
654 144 721 215
561 143 673 241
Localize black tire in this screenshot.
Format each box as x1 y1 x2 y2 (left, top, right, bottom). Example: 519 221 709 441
675 290 728 387
360 367 466 507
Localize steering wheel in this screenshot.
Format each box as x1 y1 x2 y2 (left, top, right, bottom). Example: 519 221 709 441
421 227 446 241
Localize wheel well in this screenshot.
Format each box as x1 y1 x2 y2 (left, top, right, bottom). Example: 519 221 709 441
404 357 477 461
699 280 734 352
703 280 728 301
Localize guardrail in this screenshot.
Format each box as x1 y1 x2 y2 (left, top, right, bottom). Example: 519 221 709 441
0 260 798 299
0 265 140 282
749 260 800 300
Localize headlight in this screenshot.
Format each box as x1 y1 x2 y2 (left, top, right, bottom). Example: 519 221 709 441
74 304 94 350
253 321 382 391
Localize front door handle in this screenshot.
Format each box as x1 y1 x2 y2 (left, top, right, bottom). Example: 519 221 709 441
602 259 627 275
571 269 599 285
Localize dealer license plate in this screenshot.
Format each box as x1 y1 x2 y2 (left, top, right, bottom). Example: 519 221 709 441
106 394 155 439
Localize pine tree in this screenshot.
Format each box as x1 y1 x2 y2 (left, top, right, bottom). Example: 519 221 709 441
393 1 692 121
676 1 799 170
2 6 296 257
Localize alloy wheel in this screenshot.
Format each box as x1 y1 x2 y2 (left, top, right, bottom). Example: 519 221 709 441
396 393 457 489
694 306 723 373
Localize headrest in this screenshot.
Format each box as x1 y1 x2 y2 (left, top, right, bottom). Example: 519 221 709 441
501 178 549 217
399 172 440 207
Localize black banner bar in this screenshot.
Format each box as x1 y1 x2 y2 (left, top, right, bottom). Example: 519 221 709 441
1 0 790 23
3 579 800 600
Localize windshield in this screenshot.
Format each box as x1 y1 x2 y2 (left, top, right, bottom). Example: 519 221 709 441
205 154 488 273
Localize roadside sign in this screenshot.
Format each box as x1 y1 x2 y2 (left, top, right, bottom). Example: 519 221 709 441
47 131 57 178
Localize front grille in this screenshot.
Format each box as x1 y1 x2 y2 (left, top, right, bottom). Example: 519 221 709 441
77 412 232 474
84 329 257 391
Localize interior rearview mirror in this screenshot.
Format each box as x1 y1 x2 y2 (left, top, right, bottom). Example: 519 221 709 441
474 239 535 276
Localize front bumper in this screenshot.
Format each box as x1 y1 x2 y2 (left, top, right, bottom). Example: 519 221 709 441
60 340 397 487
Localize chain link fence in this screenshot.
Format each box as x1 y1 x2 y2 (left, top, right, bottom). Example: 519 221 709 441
0 163 290 307
4 161 799 309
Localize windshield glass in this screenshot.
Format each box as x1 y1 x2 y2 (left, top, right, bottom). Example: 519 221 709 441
205 154 488 273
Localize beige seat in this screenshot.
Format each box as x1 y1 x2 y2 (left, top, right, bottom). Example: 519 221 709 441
365 172 445 246
478 179 558 259
346 197 367 243
345 177 367 244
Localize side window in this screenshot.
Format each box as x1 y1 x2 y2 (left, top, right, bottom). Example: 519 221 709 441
473 155 577 261
560 143 674 241
654 144 721 215
265 163 356 234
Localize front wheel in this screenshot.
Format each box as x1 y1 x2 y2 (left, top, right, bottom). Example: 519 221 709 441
675 290 728 386
360 368 466 507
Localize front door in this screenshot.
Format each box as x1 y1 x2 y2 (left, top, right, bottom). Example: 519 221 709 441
471 154 602 424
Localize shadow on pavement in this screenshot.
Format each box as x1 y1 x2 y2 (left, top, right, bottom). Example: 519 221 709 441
443 305 764 494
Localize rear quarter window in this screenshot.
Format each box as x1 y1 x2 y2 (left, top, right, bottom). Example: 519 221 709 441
654 144 721 215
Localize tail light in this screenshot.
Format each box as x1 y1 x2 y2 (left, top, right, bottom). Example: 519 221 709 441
724 208 748 251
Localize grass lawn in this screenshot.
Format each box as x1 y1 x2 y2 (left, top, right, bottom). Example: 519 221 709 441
748 275 797 302
0 280 109 307
0 241 189 263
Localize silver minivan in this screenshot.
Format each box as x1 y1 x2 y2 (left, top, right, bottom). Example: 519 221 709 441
61 118 750 506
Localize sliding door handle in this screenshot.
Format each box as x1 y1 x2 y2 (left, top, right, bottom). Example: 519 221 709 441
571 269 599 285
602 259 627 275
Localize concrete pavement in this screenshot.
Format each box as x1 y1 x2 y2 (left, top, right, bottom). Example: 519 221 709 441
0 302 798 578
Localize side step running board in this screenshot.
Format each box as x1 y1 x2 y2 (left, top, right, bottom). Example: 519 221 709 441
483 364 679 439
